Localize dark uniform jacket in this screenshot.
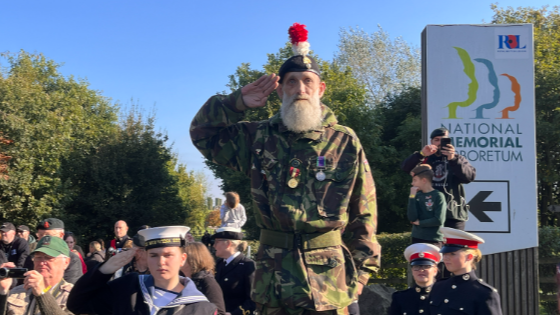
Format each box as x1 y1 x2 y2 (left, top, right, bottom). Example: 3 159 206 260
0 237 29 268
402 152 476 222
191 90 380 311
67 263 217 315
215 253 255 315
429 270 503 314
388 284 432 315
191 270 226 315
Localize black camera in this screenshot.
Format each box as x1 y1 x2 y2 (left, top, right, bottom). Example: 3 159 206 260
0 268 27 279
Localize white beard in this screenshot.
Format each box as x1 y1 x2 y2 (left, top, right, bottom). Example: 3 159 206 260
280 91 323 133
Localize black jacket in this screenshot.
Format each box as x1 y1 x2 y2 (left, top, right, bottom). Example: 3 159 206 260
191 270 226 315
402 152 476 221
84 250 105 271
0 237 29 268
216 253 256 315
64 251 83 284
388 284 432 315
67 263 217 315
429 270 502 314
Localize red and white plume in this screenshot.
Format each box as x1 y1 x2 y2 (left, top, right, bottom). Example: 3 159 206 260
288 23 310 56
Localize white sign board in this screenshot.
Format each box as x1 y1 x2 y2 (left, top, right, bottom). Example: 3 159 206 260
422 24 537 255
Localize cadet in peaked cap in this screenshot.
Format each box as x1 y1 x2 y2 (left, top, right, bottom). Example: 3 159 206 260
429 227 503 314
389 243 441 315
67 226 217 315
213 227 255 315
211 226 243 241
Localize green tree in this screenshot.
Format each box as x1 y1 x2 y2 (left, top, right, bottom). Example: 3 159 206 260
491 5 560 226
0 51 117 225
335 26 421 105
62 108 187 244
373 87 422 233
178 167 209 232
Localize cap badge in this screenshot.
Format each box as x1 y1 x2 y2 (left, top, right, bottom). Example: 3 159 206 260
303 56 312 69
43 236 51 245
419 252 425 258
44 222 50 228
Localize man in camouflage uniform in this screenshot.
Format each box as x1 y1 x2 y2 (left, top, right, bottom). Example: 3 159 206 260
191 54 380 314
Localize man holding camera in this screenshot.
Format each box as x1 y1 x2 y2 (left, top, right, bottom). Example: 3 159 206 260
401 127 476 230
0 235 73 315
24 218 83 284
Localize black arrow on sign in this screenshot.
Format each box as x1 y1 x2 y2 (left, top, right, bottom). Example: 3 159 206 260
467 191 501 222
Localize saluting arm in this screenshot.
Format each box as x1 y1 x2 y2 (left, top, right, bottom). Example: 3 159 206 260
189 74 279 175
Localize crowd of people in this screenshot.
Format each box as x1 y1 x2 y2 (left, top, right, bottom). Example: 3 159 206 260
0 212 255 315
0 23 505 315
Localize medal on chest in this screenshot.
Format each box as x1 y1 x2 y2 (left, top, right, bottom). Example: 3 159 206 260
316 156 326 181
287 167 300 188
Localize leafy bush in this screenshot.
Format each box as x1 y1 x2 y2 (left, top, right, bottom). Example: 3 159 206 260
371 232 410 290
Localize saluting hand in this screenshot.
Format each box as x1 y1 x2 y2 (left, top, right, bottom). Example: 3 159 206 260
99 248 137 275
241 74 280 108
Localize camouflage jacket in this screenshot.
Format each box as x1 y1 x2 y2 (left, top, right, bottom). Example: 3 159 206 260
191 90 380 311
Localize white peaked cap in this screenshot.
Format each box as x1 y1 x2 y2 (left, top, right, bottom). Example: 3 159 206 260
404 243 442 265
138 226 190 250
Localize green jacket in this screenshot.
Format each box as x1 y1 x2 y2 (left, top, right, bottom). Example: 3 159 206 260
190 90 380 311
407 190 446 241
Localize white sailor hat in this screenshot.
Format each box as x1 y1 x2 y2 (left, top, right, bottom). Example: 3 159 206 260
211 227 243 240
404 243 442 266
138 226 190 250
440 227 485 254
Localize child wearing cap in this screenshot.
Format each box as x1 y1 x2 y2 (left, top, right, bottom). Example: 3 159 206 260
67 226 217 315
389 243 440 315
408 164 447 246
429 227 503 314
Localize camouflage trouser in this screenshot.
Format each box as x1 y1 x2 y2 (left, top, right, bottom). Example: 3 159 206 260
256 303 349 315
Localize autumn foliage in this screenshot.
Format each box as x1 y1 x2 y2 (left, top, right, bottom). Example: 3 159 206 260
205 209 221 227
0 134 13 180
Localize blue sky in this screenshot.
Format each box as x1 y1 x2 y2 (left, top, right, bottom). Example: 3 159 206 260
1 0 552 199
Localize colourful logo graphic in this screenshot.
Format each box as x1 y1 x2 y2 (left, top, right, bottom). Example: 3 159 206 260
445 47 521 120
497 35 527 49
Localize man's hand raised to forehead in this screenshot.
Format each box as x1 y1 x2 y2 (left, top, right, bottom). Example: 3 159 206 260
241 74 280 108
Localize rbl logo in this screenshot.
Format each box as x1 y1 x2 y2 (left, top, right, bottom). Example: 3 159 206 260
498 35 527 49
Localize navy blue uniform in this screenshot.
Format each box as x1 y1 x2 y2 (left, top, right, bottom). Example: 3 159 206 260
216 253 256 315
388 284 432 315
429 270 502 314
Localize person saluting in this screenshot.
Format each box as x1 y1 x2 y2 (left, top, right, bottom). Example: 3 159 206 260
67 226 217 315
